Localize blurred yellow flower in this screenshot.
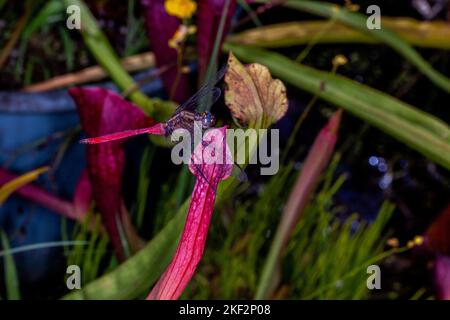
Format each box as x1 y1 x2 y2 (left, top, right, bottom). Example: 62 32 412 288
344 0 360 11
165 0 197 19
332 55 348 67
407 235 424 248
168 25 196 49
414 235 424 246
387 238 399 248
407 240 414 248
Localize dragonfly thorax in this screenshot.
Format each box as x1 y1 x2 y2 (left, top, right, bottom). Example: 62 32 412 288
164 110 216 136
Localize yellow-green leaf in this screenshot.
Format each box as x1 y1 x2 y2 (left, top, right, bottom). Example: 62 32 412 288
1 231 21 300
0 166 49 206
225 52 288 128
227 19 450 49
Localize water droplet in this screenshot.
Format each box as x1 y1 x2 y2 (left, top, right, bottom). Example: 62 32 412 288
378 173 393 189
368 156 379 166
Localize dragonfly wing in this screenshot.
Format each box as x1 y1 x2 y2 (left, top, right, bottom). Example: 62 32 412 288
209 87 222 106
173 64 228 115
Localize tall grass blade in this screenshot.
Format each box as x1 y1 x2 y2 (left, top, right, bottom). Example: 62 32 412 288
0 166 48 205
0 231 21 300
255 110 341 299
227 19 450 49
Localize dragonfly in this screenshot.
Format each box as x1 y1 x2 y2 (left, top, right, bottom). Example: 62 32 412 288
80 65 246 188
80 66 227 144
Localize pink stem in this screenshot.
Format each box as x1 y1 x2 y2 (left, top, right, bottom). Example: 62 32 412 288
147 127 232 300
148 173 220 299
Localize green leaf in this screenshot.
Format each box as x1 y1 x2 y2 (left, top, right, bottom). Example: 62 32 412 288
1 231 21 300
135 146 154 229
62 201 188 300
227 19 450 49
223 43 450 170
22 0 64 40
0 0 6 12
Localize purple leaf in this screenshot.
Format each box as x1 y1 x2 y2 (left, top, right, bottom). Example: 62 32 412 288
197 0 237 80
141 0 191 102
435 255 450 300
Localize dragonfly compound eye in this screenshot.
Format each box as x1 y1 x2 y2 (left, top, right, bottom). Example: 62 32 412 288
202 112 215 128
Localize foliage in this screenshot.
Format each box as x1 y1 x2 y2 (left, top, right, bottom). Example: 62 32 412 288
183 156 396 299
0 0 448 301
224 43 450 170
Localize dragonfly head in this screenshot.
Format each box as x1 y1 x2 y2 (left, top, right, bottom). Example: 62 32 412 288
200 112 216 129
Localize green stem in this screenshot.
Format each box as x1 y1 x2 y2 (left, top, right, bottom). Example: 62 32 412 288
0 240 88 257
295 16 338 63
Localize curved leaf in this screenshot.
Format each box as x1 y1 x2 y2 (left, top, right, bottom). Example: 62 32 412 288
0 166 48 206
225 52 288 128
227 19 450 49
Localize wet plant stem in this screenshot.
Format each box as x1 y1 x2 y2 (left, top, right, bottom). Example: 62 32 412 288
295 16 338 63
282 62 342 164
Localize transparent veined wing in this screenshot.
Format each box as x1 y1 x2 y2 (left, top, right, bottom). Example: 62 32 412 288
173 65 228 115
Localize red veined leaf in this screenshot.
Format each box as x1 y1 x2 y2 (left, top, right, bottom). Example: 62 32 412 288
69 87 154 261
